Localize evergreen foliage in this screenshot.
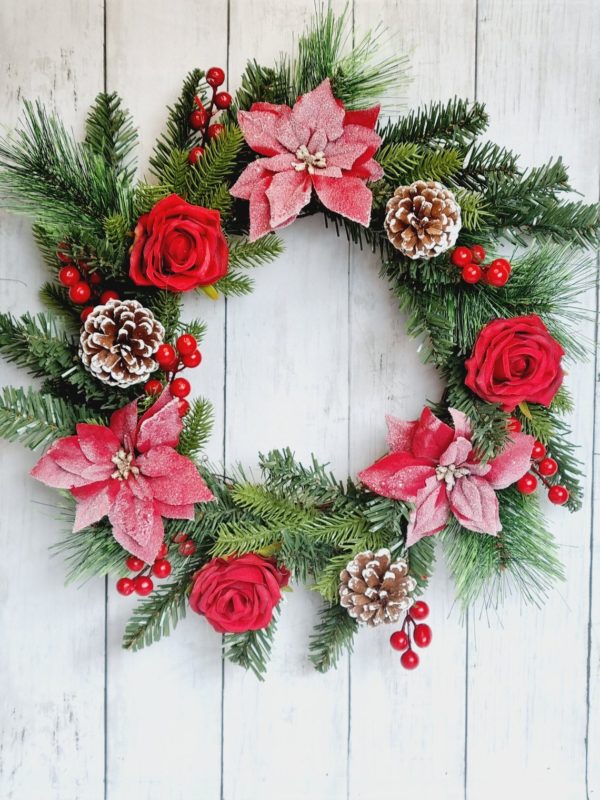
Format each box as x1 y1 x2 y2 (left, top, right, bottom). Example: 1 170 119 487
0 7 596 677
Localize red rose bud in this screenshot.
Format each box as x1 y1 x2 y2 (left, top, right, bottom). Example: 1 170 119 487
129 195 229 291
189 554 290 633
465 315 564 412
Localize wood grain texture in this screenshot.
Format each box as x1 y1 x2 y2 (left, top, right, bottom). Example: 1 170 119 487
0 3 105 799
104 2 228 798
347 2 476 797
0 1 597 798
467 2 600 798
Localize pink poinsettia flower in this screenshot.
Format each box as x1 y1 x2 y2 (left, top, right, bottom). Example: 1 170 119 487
230 78 384 241
31 390 213 563
358 408 535 547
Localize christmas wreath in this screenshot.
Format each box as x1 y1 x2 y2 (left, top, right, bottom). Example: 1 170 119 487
0 10 597 678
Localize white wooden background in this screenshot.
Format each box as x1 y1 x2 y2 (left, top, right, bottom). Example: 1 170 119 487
0 1 598 798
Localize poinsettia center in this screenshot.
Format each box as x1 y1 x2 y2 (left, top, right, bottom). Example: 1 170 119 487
435 463 470 491
111 448 139 480
292 144 327 174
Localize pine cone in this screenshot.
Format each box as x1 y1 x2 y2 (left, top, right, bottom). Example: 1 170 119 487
79 299 164 388
339 548 416 626
384 180 461 259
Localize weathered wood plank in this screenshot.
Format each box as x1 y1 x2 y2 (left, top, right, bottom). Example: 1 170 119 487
467 2 599 797
347 2 476 796
0 2 105 799
104 2 228 798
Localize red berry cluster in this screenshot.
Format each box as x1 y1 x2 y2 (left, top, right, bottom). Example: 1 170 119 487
147 333 202 416
509 418 570 505
451 245 512 287
172 530 197 557
188 67 230 165
116 542 172 597
57 241 119 321
389 600 432 670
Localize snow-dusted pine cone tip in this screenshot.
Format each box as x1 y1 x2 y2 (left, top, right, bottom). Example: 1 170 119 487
79 298 164 388
339 548 417 626
384 180 462 260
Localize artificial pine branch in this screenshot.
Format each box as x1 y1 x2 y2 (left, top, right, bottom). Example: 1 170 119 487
224 609 279 680
84 92 138 180
150 69 206 181
309 603 357 672
0 387 89 449
442 487 564 610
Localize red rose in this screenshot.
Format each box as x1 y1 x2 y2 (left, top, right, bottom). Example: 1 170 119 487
129 194 229 291
465 314 564 412
189 554 290 633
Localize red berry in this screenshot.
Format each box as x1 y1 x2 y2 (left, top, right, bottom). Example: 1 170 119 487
144 379 163 396
451 246 472 268
157 542 168 559
462 263 482 284
189 109 208 130
156 343 177 369
179 540 196 556
207 123 225 139
89 271 102 285
531 441 547 461
517 473 538 494
116 577 135 596
134 575 154 596
172 532 188 543
80 306 94 323
69 281 91 304
176 334 197 356
182 349 202 368
411 601 430 621
206 67 225 88
214 91 232 110
188 146 205 165
178 399 191 417
548 485 569 505
126 555 145 572
538 457 558 477
58 265 80 286
100 290 119 304
507 416 522 433
413 623 432 648
400 649 420 670
470 244 486 263
390 630 409 651
152 559 172 579
490 258 511 272
485 263 511 287
171 377 191 398
57 243 71 263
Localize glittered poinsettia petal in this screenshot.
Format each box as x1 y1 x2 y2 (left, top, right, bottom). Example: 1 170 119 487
358 451 435 501
486 432 535 489
312 175 373 226
344 105 380 129
237 108 289 157
386 415 418 452
411 408 455 461
406 475 450 547
71 479 118 532
265 170 312 229
136 394 182 453
450 476 501 535
290 78 345 142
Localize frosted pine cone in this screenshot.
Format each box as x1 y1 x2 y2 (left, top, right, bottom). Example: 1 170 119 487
339 548 416 626
79 299 164 388
384 180 461 259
